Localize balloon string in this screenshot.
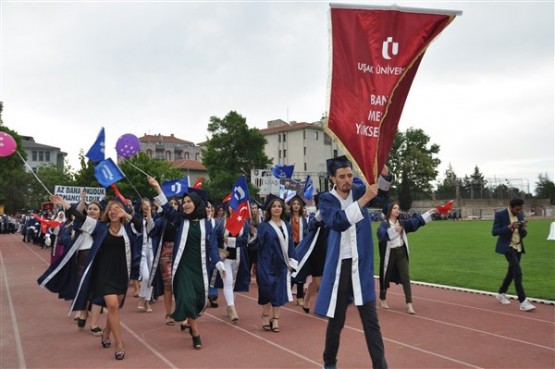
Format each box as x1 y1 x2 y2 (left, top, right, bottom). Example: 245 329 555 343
16 151 53 196
127 161 152 178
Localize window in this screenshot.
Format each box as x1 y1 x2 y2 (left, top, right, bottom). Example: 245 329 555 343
39 151 44 161
45 152 51 162
283 149 287 158
195 153 200 161
278 134 281 143
165 151 172 161
283 133 287 142
303 130 306 139
315 131 319 140
185 152 190 159
333 149 338 158
304 163 307 171
32 151 37 161
278 150 281 158
304 147 307 156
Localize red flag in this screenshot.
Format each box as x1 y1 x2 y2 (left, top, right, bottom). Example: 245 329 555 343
192 177 203 189
326 4 460 183
110 184 128 204
222 192 232 203
225 206 250 236
436 200 454 215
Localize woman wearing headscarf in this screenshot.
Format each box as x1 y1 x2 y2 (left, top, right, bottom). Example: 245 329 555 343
148 177 224 350
256 195 298 333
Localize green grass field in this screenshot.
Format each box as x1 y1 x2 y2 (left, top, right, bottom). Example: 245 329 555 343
372 218 555 301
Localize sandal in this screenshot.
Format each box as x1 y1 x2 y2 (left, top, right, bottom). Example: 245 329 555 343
180 321 191 332
261 314 271 331
271 318 280 333
165 314 175 326
114 344 125 360
101 333 111 349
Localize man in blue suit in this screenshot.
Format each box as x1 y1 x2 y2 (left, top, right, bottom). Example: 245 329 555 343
492 198 535 311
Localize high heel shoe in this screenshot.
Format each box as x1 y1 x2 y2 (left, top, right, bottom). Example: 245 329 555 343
114 343 125 360
191 334 202 350
261 314 271 331
100 334 111 349
271 317 280 333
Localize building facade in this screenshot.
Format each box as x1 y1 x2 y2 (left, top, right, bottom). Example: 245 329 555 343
20 136 67 172
139 133 202 162
258 119 345 192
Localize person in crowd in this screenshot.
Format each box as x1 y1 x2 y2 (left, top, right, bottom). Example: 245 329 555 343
149 197 180 326
49 194 141 361
206 201 220 309
286 194 309 306
148 177 224 350
137 198 155 313
247 200 262 277
293 193 328 314
256 194 298 333
492 198 536 312
211 205 251 323
315 156 391 369
377 202 436 314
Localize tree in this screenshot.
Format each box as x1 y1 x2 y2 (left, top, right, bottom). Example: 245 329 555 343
462 166 488 199
436 163 460 201
201 111 271 203
535 173 555 204
387 127 440 209
27 164 75 209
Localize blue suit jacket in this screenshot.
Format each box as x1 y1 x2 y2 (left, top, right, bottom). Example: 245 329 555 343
492 208 527 254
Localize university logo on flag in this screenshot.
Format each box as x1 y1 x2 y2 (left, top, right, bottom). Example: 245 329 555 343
94 158 125 188
326 4 460 183
161 177 189 198
86 127 106 163
271 164 294 179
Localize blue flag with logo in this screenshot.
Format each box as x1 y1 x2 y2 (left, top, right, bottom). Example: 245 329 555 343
94 158 125 188
271 163 295 179
85 127 106 163
161 177 189 198
303 175 315 200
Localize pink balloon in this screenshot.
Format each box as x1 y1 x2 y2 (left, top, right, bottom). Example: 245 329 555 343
115 133 140 158
0 132 17 157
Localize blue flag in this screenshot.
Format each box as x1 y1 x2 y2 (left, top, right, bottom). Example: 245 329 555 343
229 176 250 211
303 175 315 200
271 163 295 179
86 127 106 163
161 177 189 198
94 158 125 188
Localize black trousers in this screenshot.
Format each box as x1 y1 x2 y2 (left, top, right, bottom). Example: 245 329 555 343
323 258 387 369
499 248 526 302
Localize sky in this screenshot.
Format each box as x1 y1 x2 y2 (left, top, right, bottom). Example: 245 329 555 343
1 0 553 194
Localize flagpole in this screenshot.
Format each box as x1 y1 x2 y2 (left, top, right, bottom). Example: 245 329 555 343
16 151 53 196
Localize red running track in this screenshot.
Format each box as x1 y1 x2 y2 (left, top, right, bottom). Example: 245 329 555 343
1 233 554 369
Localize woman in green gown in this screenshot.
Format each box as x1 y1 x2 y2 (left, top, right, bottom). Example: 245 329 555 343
148 177 224 349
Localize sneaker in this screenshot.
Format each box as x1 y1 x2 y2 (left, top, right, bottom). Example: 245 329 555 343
520 299 536 312
495 293 511 305
90 326 103 336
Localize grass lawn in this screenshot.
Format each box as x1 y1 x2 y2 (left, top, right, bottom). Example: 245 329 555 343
372 218 555 301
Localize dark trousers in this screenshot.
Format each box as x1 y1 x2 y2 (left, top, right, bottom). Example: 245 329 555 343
323 259 387 369
499 248 526 302
380 247 412 303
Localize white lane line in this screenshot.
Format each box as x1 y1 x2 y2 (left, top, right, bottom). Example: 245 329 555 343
204 311 322 368
0 251 27 369
121 321 179 369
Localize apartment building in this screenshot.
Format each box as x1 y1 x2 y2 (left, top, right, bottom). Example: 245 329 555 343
20 136 67 172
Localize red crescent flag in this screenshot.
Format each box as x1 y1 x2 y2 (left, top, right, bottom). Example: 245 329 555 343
326 4 461 183
192 177 203 189
436 200 454 215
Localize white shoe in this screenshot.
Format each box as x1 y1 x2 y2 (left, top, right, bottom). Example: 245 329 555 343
520 299 536 312
496 293 511 305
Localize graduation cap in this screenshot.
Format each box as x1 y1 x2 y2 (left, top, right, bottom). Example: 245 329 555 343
249 199 262 208
326 155 352 177
262 193 284 211
285 193 306 207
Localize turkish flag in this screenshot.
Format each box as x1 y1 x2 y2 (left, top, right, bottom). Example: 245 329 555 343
192 177 203 189
326 5 459 183
226 204 250 236
436 200 454 215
